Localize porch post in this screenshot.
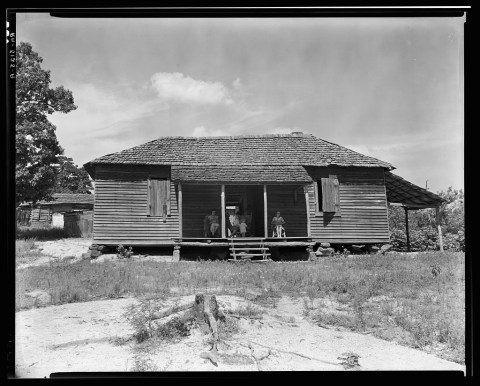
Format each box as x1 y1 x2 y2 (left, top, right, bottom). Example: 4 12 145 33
436 206 444 252
304 185 311 237
178 183 182 238
264 185 268 238
221 185 226 238
404 207 410 252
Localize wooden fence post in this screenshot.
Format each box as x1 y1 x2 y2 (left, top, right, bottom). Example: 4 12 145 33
404 207 410 252
436 206 444 252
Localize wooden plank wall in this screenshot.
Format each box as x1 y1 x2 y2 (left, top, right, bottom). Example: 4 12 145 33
64 211 93 237
93 165 178 245
182 184 222 238
30 206 52 225
305 167 390 243
16 208 31 226
266 185 308 237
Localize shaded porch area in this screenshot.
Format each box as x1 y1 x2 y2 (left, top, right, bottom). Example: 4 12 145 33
385 171 445 251
178 183 310 239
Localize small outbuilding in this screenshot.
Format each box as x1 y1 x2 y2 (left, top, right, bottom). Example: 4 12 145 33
18 193 94 235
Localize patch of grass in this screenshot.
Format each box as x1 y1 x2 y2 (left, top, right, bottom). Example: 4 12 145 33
17 225 71 241
251 286 281 308
231 302 264 319
130 354 158 372
16 238 42 266
123 298 195 344
16 237 37 253
313 309 356 329
218 316 240 339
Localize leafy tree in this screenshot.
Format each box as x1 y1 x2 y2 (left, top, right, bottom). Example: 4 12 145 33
54 156 93 194
15 42 77 206
437 187 464 234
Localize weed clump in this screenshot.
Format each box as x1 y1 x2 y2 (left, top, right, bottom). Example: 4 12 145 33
117 245 134 259
231 302 264 319
124 299 195 343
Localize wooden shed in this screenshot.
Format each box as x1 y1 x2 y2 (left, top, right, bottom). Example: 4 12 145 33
64 211 94 237
83 133 444 258
20 193 94 227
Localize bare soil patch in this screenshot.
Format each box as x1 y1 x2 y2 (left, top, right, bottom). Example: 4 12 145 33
15 295 465 377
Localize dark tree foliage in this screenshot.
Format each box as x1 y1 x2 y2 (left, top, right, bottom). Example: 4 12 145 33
54 156 93 194
15 42 77 205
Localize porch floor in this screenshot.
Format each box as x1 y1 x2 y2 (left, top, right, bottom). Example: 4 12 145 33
173 237 315 247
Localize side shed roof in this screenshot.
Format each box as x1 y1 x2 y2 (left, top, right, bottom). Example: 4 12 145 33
385 172 444 209
19 193 95 207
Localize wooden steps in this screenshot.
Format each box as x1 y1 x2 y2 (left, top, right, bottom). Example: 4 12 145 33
228 238 271 262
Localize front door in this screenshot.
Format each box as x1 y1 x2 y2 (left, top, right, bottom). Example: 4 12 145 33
224 185 264 237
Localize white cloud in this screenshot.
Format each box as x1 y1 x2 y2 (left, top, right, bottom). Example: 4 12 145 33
48 82 166 165
149 72 233 105
191 126 229 137
232 78 243 90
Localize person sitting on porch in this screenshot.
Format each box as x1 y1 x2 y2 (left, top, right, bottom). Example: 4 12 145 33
229 212 240 237
207 209 220 237
271 211 286 237
239 217 248 237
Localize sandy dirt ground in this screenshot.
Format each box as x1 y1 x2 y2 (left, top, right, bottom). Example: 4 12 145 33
17 239 173 269
15 295 465 377
17 239 92 269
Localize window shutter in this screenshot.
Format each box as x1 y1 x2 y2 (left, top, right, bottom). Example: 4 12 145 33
148 179 171 217
166 179 171 215
321 176 340 213
331 176 340 212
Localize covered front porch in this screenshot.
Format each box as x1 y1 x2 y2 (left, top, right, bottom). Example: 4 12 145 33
173 164 314 243
171 164 314 260
178 183 311 240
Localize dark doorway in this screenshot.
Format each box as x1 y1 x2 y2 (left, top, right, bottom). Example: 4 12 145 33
225 185 264 237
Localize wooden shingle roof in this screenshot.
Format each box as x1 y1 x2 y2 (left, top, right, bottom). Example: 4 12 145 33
385 172 444 209
84 133 393 178
38 193 94 206
171 165 313 183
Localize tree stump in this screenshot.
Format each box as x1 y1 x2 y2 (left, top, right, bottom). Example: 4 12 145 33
195 294 223 365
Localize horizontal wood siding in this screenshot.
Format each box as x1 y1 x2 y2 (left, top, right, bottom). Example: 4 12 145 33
31 207 52 224
64 211 93 237
182 184 222 238
267 185 307 237
93 165 179 245
306 167 390 243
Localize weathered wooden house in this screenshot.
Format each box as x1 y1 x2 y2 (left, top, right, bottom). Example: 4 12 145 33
83 133 443 258
18 193 94 231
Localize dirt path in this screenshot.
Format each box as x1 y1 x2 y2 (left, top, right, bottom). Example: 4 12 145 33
15 295 465 377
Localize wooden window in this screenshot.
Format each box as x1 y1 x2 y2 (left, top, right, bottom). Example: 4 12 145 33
315 175 340 214
148 178 171 217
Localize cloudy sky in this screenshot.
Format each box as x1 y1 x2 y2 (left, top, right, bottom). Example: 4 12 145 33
16 13 464 193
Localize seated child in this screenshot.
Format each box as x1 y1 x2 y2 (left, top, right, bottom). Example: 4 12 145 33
271 211 286 237
207 210 220 237
239 217 248 237
230 213 240 237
